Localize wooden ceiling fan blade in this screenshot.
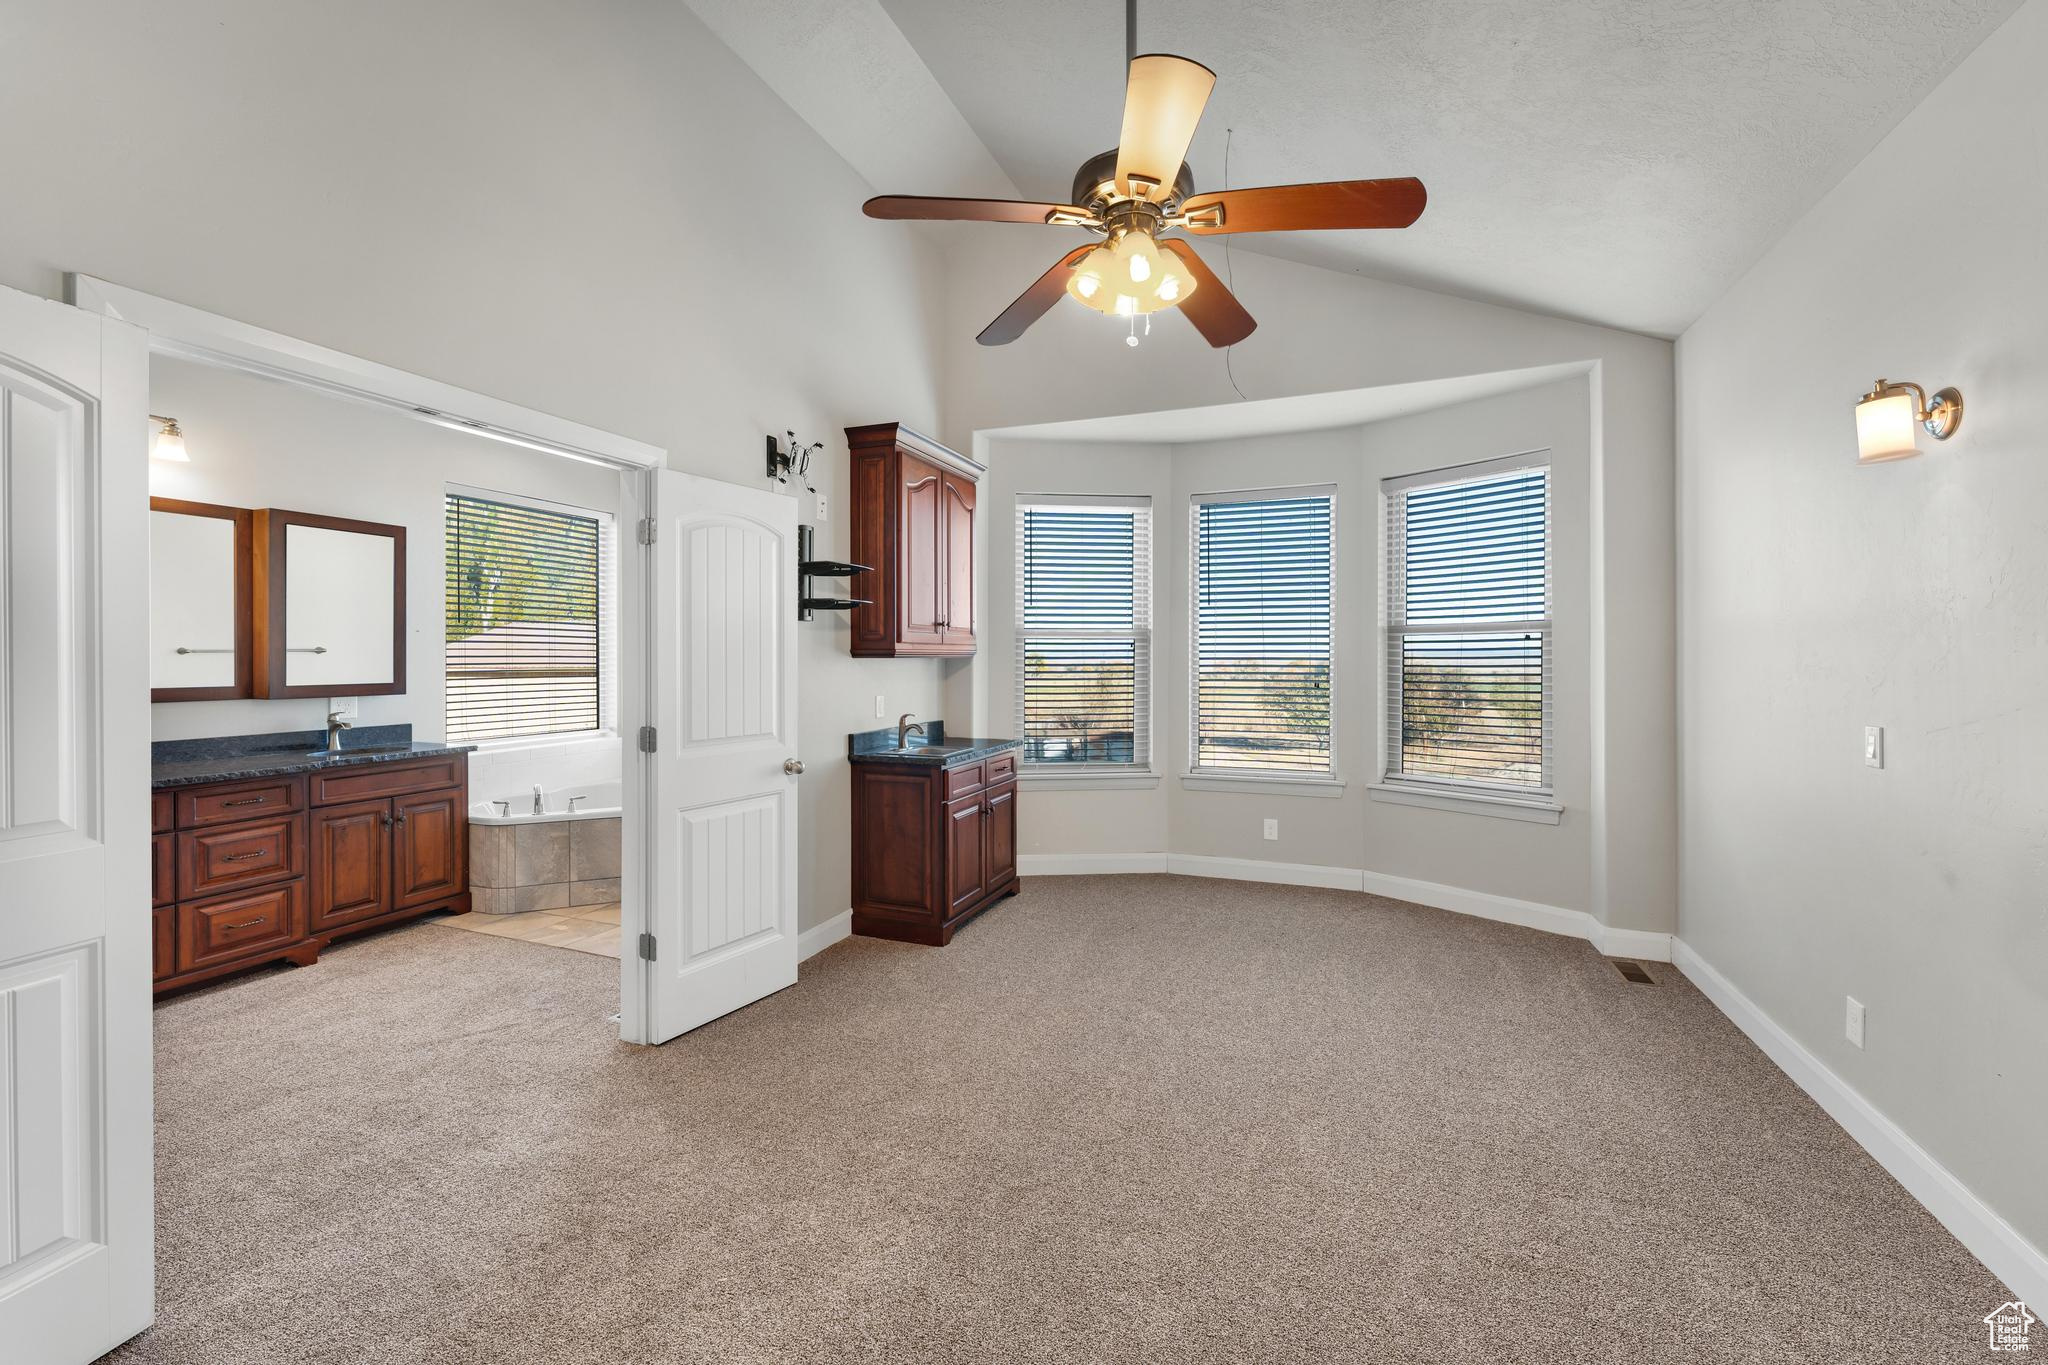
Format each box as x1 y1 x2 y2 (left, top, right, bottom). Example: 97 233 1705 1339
864 195 1098 226
977 246 1097 346
1113 55 1216 202
1160 239 1255 347
1176 178 1427 234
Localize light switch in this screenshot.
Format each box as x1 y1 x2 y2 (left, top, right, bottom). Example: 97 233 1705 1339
1864 726 1884 768
874 694 885 718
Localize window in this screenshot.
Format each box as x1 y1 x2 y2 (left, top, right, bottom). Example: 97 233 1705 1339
1189 488 1335 776
1015 496 1152 769
1383 454 1550 795
444 489 610 743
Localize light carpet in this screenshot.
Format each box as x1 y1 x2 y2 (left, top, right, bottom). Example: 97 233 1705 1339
104 875 2003 1363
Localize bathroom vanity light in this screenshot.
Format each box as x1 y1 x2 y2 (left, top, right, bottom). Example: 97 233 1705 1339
150 414 190 462
1854 379 1962 464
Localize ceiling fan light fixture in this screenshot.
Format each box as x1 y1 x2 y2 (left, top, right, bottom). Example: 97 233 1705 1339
1065 229 1195 319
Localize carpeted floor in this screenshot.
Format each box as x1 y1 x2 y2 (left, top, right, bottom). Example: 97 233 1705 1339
105 876 2002 1364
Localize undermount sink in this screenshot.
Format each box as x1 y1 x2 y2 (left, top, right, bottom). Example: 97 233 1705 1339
301 745 414 760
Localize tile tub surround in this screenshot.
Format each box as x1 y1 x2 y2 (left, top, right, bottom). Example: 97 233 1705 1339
152 724 475 788
470 815 621 914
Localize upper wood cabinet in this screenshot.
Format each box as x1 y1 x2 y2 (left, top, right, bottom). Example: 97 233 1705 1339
846 423 982 657
149 498 253 702
252 508 407 697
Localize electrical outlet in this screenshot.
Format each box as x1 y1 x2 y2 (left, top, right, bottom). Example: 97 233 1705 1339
814 492 828 523
328 697 360 721
1864 725 1884 768
1845 996 1866 1049
1262 818 1279 841
874 694 885 718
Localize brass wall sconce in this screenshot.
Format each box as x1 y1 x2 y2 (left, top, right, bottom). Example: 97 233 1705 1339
1855 379 1962 464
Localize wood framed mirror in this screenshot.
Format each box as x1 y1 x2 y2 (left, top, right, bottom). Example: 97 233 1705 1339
252 508 407 698
149 497 253 701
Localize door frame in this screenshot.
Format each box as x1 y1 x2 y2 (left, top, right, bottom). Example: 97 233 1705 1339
67 275 670 1043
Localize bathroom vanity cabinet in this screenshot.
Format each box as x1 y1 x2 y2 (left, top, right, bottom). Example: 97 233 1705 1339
845 423 981 658
152 750 469 994
849 735 1021 945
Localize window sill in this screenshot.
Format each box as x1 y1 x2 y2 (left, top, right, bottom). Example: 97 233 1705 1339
1019 769 1162 791
1366 782 1562 824
1179 773 1347 798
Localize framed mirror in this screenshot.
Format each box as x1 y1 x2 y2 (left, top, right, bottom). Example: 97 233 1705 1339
149 498 252 701
253 509 407 697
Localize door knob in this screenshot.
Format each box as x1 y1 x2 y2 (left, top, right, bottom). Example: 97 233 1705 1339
783 758 805 775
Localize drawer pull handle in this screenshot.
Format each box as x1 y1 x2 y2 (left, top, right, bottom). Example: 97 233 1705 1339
221 851 267 862
223 918 267 930
223 796 268 807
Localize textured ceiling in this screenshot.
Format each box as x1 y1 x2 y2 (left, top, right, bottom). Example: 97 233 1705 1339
873 0 2020 336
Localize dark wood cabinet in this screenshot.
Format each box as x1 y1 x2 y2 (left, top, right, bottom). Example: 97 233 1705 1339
851 750 1020 945
152 753 468 995
846 423 983 658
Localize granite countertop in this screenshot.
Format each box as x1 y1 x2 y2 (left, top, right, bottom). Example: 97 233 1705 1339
151 725 476 790
846 721 1023 768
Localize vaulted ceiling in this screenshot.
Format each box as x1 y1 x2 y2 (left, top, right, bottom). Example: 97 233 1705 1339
698 0 2020 338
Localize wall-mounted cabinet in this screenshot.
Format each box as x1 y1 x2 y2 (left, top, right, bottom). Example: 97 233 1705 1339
846 423 981 658
253 509 406 697
149 498 253 701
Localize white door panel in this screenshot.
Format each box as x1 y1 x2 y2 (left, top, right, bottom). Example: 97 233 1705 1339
0 284 152 1364
647 470 797 1043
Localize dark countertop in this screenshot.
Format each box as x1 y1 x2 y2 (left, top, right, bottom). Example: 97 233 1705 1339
151 725 476 790
846 721 1023 768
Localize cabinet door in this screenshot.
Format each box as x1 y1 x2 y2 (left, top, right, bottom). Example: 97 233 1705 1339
393 787 467 909
309 798 392 931
985 783 1016 889
899 453 946 646
940 471 976 649
945 794 987 915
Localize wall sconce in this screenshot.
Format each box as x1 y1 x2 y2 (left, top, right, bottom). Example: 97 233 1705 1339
1855 379 1962 464
150 414 190 463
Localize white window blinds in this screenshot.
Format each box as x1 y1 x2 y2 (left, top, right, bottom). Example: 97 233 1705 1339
1383 454 1551 793
1190 488 1335 775
1015 496 1152 768
444 491 608 743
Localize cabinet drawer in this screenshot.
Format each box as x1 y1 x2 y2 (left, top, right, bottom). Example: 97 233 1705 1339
152 833 176 907
176 776 305 829
986 752 1016 785
310 756 465 807
176 881 305 973
177 815 305 900
942 762 985 800
153 904 175 980
152 790 175 834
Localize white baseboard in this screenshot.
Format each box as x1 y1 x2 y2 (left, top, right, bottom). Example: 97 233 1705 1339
797 909 851 962
1674 938 2046 1306
1018 852 1672 962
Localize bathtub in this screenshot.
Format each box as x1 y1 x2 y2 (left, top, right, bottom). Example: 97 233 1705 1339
470 780 622 825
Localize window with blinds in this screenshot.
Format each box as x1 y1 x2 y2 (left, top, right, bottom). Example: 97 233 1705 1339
1383 454 1550 794
1015 496 1151 769
444 490 609 743
1189 488 1335 775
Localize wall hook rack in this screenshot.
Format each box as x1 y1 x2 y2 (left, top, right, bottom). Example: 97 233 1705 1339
796 524 871 621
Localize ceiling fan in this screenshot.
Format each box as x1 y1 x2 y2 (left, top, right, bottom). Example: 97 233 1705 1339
862 0 1427 349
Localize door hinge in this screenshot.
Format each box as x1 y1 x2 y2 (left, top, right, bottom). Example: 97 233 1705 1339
638 932 657 961
638 725 657 753
637 516 657 545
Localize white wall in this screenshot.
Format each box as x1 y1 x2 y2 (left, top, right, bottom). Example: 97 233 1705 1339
146 356 626 798
0 0 953 934
1677 0 2048 1257
941 233 1676 933
984 378 1597 914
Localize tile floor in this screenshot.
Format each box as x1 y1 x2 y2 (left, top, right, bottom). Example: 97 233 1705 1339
432 902 621 957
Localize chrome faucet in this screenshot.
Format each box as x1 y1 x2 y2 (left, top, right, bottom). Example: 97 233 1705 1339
531 783 546 816
897 712 925 749
325 710 353 755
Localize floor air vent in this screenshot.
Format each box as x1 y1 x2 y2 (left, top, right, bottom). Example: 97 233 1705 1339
1612 960 1657 984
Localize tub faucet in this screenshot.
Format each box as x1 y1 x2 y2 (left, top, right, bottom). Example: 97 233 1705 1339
531 783 545 816
897 712 925 749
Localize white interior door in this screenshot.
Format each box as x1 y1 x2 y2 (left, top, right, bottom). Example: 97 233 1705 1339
644 469 798 1042
0 286 153 1361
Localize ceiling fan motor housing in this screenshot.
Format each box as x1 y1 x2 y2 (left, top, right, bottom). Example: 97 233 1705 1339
1073 149 1196 218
